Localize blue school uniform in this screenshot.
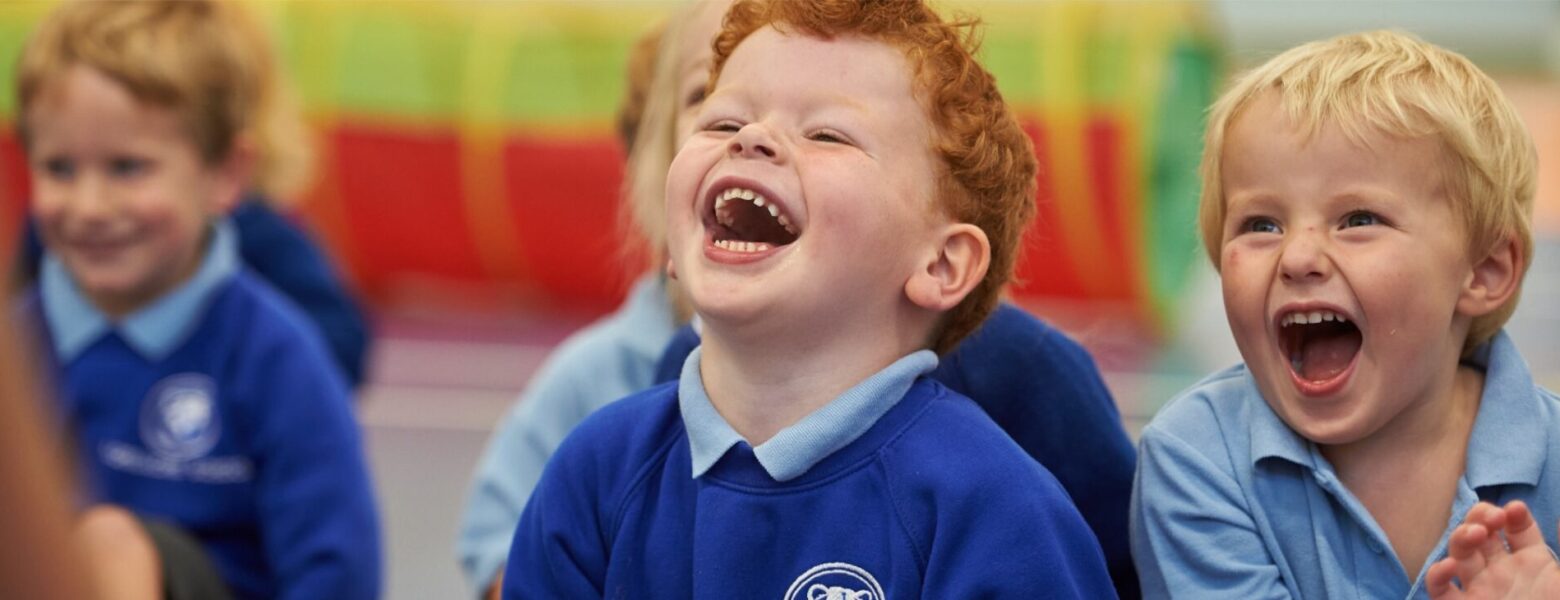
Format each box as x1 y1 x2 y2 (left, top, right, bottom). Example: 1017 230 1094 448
27 223 381 600
20 195 371 386
1131 331 1560 599
655 302 1141 597
505 348 1117 599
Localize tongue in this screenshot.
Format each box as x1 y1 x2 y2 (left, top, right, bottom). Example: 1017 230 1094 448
1299 328 1361 381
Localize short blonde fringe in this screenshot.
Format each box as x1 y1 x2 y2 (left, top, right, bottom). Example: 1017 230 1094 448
1198 30 1537 351
16 0 315 202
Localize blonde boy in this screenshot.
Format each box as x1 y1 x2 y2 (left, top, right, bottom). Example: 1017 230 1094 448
502 0 1116 597
1131 30 1554 599
15 2 379 598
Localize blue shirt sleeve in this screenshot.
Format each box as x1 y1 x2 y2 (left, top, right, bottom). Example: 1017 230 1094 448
456 347 600 595
243 317 381 600
457 284 673 597
1131 422 1292 599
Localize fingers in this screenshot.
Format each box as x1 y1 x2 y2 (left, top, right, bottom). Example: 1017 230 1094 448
1501 500 1546 551
1465 502 1511 565
1465 502 1507 533
1426 557 1466 600
1450 522 1492 586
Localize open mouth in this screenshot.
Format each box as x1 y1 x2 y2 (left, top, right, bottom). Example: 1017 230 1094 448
708 186 800 253
1279 309 1362 384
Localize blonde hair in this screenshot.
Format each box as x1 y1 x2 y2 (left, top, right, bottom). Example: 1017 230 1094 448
620 2 707 270
15 0 314 200
1198 30 1536 350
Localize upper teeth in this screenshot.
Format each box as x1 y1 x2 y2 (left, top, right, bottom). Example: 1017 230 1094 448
1281 310 1348 327
714 187 797 234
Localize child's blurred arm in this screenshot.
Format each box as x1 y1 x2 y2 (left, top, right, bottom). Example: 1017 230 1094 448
250 337 381 600
1427 501 1560 599
456 315 662 597
1132 426 1294 599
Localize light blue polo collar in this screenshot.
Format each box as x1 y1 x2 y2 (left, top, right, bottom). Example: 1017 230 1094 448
1463 331 1547 489
41 221 239 363
1249 331 1546 489
679 347 937 482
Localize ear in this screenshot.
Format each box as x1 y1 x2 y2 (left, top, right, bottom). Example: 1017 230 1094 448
905 223 989 312
1457 234 1523 317
206 139 256 216
665 257 678 281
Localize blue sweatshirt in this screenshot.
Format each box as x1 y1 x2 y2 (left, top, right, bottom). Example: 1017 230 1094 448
20 196 371 386
656 302 1140 597
506 349 1116 599
26 223 381 600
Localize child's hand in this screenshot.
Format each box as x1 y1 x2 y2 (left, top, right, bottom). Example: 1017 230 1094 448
1427 501 1560 599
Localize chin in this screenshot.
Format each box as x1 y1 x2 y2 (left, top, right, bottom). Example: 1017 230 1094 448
1267 392 1370 447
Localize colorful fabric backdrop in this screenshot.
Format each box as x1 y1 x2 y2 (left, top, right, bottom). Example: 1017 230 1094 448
0 0 1219 334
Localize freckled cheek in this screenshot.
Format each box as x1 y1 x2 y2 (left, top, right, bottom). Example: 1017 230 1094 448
1223 248 1240 270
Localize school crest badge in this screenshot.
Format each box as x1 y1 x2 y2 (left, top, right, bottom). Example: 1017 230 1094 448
785 562 884 600
139 374 220 461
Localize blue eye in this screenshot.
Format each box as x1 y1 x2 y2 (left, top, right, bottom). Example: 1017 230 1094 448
109 157 150 178
1342 211 1381 228
1242 217 1280 234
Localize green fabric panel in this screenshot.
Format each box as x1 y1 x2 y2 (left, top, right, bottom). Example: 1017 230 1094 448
0 2 55 118
1085 29 1128 103
502 34 632 126
981 32 1043 107
330 9 469 119
1147 33 1222 323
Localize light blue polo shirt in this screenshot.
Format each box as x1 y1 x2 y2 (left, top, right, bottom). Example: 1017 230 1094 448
41 222 239 363
1131 331 1560 599
678 346 938 482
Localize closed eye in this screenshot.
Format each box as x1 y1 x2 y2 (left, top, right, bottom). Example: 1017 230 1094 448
705 120 741 133
683 85 706 110
807 130 851 145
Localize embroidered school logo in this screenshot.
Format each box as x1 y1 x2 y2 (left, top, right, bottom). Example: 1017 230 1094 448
785 562 885 600
139 374 220 461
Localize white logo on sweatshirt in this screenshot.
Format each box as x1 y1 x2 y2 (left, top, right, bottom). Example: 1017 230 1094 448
785 562 884 600
139 374 220 461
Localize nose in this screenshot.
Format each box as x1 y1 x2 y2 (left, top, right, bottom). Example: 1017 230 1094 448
727 123 783 162
1278 226 1332 283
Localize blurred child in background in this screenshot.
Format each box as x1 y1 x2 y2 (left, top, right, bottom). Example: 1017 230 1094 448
458 0 1139 595
10 1 372 387
455 4 719 596
13 2 380 598
1131 30 1555 599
